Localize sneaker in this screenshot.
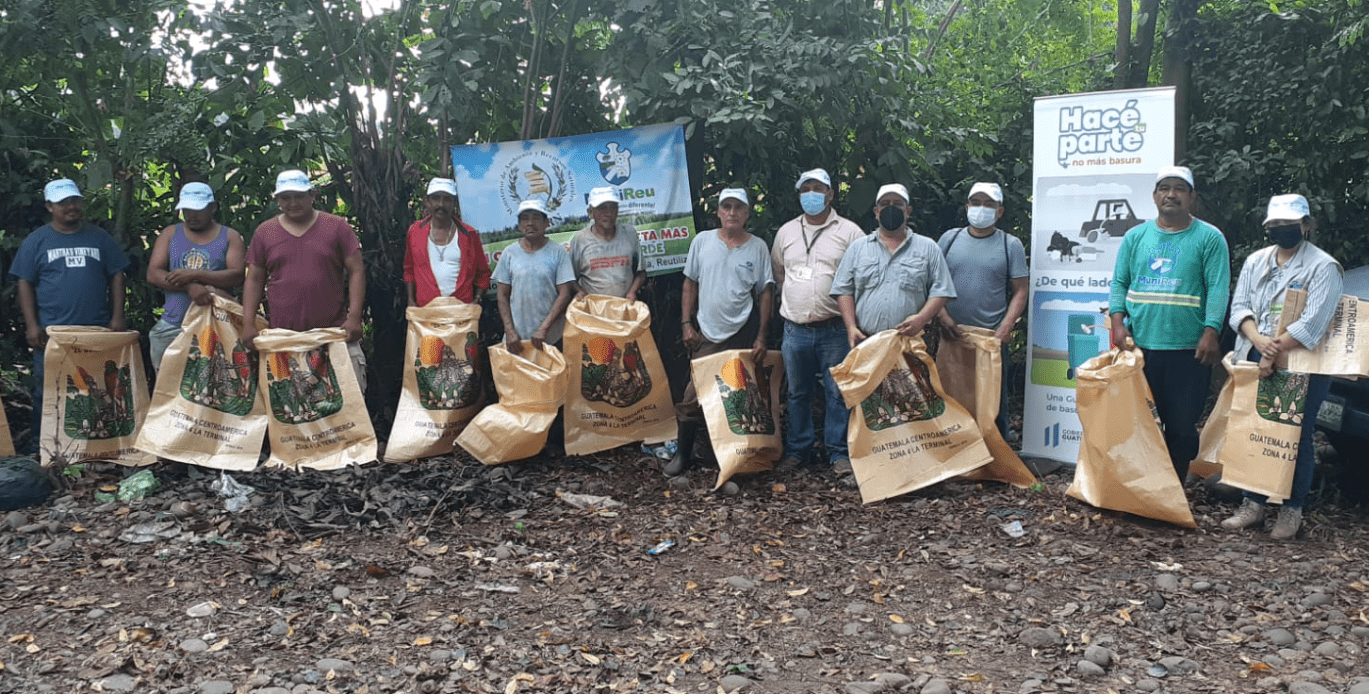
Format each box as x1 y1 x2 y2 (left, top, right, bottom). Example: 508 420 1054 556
831 457 853 476
776 455 804 472
1270 506 1303 540
1220 498 1266 530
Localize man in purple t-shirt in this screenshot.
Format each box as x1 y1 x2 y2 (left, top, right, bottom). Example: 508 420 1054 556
240 170 368 391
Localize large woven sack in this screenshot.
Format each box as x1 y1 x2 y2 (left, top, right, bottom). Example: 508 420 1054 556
41 327 153 467
456 343 567 465
1066 347 1195 527
935 326 1036 487
830 331 991 504
692 349 784 490
254 328 377 470
136 297 269 471
563 295 677 455
1217 361 1307 503
384 299 484 462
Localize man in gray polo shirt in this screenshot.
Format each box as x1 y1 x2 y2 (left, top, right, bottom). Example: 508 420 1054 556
936 182 1028 438
666 187 774 476
832 183 955 347
569 186 646 300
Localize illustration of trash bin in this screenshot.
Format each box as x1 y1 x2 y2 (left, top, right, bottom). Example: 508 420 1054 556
1066 314 1101 381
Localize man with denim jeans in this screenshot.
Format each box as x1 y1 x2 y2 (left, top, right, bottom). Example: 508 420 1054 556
770 169 865 473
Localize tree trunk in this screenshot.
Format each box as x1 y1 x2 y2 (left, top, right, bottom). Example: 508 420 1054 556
1114 0 1132 88
1162 0 1201 161
1127 0 1162 88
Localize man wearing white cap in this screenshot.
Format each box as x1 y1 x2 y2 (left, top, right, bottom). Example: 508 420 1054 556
832 183 955 348
492 199 576 355
936 182 1028 439
145 182 246 371
770 168 864 473
665 188 774 476
241 169 369 391
569 187 645 300
1108 165 1230 482
404 177 490 307
10 178 130 452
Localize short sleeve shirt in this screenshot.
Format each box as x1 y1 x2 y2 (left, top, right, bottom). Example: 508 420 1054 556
246 212 361 331
771 211 866 323
684 229 774 343
491 240 576 343
8 223 130 328
831 232 956 335
569 222 644 298
937 227 1028 329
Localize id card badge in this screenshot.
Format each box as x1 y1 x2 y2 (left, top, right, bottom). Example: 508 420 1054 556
790 265 815 282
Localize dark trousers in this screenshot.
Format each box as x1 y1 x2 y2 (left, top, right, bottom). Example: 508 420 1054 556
1141 348 1212 481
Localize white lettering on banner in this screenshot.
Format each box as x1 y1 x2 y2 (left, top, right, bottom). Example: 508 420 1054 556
1057 99 1145 167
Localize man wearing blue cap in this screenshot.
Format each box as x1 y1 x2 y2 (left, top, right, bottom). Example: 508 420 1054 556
9 178 130 453
145 182 246 371
770 168 864 474
1109 165 1230 482
666 188 774 476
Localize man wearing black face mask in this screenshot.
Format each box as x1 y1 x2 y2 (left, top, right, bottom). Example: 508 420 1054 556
831 184 955 350
1108 166 1230 483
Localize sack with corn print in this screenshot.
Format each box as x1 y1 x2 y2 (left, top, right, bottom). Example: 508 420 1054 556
41 326 154 467
136 296 270 470
384 299 484 462
690 349 784 490
1216 360 1306 503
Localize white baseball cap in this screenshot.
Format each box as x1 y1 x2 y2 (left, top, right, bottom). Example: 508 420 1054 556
1264 194 1311 224
795 168 832 191
517 199 549 217
273 169 313 196
719 188 749 206
176 182 216 210
1155 166 1195 189
44 179 82 203
876 183 909 204
427 178 458 197
587 187 620 208
968 182 1003 203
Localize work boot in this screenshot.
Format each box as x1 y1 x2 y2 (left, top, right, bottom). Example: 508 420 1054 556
1270 506 1303 540
1220 498 1265 530
663 423 696 477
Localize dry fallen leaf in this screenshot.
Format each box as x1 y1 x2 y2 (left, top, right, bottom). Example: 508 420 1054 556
413 636 433 646
960 673 984 682
206 637 229 653
1117 607 1132 623
581 652 601 665
787 588 809 597
889 614 904 624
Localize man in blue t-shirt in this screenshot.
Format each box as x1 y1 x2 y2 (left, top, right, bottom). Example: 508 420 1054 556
9 179 130 453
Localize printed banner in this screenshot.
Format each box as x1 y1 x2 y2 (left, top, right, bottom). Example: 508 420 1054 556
450 123 694 276
1023 87 1175 464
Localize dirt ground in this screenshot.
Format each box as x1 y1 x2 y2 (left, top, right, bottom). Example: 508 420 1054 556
2 441 1368 695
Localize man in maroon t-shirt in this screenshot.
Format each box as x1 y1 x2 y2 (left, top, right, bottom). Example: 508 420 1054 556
241 169 369 391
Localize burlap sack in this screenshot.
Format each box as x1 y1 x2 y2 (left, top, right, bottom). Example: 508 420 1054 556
41 326 154 466
1217 362 1306 503
383 299 484 462
1191 353 1237 479
456 342 567 465
1066 347 1195 527
253 328 377 470
935 326 1037 487
136 297 270 471
563 295 678 455
1281 289 1369 377
830 330 991 504
0 399 15 456
691 349 784 489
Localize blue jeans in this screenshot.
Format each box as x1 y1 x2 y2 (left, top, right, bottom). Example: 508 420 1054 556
996 343 1011 439
781 319 851 464
1242 349 1331 510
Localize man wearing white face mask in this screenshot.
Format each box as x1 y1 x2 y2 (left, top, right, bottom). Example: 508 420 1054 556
936 182 1028 439
770 168 865 474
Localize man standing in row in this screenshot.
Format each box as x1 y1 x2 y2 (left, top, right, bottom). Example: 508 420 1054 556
10 179 130 453
570 187 646 301
145 182 246 371
403 177 490 307
666 188 774 477
832 183 956 346
1109 165 1229 482
936 182 1028 439
771 168 864 473
241 170 369 392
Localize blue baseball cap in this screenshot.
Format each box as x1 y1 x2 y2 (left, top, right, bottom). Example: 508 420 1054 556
176 182 216 210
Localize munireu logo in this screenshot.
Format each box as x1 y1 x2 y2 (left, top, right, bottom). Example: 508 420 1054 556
596 142 632 185
1147 240 1181 275
500 150 576 221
